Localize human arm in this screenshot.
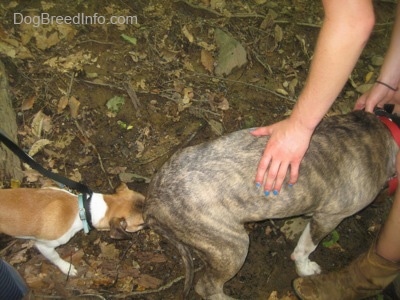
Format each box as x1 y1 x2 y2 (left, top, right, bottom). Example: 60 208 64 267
251 0 375 194
354 2 400 112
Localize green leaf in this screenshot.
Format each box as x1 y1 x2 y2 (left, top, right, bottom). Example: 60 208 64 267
106 96 125 113
121 34 137 45
322 230 340 248
117 120 133 130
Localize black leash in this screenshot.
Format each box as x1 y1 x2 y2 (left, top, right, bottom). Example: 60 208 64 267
0 130 94 230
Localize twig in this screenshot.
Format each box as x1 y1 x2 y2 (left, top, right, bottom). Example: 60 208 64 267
76 39 115 45
175 0 223 16
0 240 17 256
252 51 273 75
187 72 295 102
78 79 125 91
66 72 75 98
176 0 269 18
108 266 203 298
123 81 141 116
176 0 393 31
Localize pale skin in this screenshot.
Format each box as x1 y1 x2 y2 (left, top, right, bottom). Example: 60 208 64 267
252 1 400 261
251 0 376 194
378 150 400 262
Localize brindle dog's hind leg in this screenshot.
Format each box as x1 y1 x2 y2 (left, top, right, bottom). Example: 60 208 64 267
194 229 249 300
291 214 343 276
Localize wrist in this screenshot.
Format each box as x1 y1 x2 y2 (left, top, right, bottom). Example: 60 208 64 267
290 103 322 133
288 110 318 136
376 80 399 92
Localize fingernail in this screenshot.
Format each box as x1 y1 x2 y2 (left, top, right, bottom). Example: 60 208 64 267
264 190 270 196
249 127 257 132
273 190 279 195
288 183 294 187
255 182 261 189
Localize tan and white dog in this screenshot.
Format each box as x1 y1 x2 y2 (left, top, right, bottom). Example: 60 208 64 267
0 183 144 276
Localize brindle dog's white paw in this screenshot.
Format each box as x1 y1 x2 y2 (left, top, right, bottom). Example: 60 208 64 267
295 259 322 277
58 261 78 276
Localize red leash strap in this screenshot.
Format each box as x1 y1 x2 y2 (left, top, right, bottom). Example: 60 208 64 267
378 116 400 147
377 116 400 195
388 176 399 195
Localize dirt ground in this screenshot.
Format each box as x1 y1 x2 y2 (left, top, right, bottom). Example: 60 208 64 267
0 0 399 299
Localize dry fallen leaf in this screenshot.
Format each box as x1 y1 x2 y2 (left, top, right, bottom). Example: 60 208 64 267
21 95 36 110
36 31 60 50
69 96 80 118
0 38 34 59
181 25 194 43
207 119 223 136
57 95 69 114
99 242 120 260
182 87 194 104
23 169 42 182
69 169 82 182
31 110 53 137
137 274 162 289
107 166 128 175
28 139 51 157
274 24 283 44
201 49 214 73
365 71 374 83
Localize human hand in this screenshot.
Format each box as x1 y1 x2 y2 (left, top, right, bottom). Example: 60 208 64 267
250 117 313 195
354 81 400 112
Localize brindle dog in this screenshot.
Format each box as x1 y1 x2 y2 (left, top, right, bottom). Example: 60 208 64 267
144 110 398 300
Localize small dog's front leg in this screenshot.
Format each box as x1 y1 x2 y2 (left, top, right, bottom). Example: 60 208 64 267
291 222 321 276
35 241 78 276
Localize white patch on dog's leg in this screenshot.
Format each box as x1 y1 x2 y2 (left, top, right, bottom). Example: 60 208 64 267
35 242 78 276
290 222 321 276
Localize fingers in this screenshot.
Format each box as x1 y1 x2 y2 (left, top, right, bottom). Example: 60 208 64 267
288 161 300 186
354 83 400 113
250 125 272 137
266 160 290 194
252 119 307 196
255 149 271 186
260 160 298 195
255 148 297 196
353 94 367 111
365 100 377 113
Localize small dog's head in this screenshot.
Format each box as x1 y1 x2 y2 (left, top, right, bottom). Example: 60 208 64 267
97 183 145 239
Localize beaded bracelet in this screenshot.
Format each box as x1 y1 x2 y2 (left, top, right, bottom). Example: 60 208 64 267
376 80 399 92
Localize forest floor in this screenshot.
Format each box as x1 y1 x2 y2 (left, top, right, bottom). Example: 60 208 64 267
0 0 398 299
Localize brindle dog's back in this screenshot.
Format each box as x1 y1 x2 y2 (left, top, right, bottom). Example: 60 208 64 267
144 111 398 299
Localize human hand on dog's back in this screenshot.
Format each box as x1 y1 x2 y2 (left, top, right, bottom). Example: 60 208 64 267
251 113 313 195
251 0 375 195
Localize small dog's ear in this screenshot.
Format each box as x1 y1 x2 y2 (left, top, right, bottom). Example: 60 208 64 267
115 182 128 193
109 217 131 240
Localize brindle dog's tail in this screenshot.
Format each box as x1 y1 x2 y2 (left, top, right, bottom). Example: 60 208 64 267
175 241 194 299
145 216 194 299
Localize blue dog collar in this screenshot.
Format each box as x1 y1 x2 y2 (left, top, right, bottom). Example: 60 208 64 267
78 194 91 234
